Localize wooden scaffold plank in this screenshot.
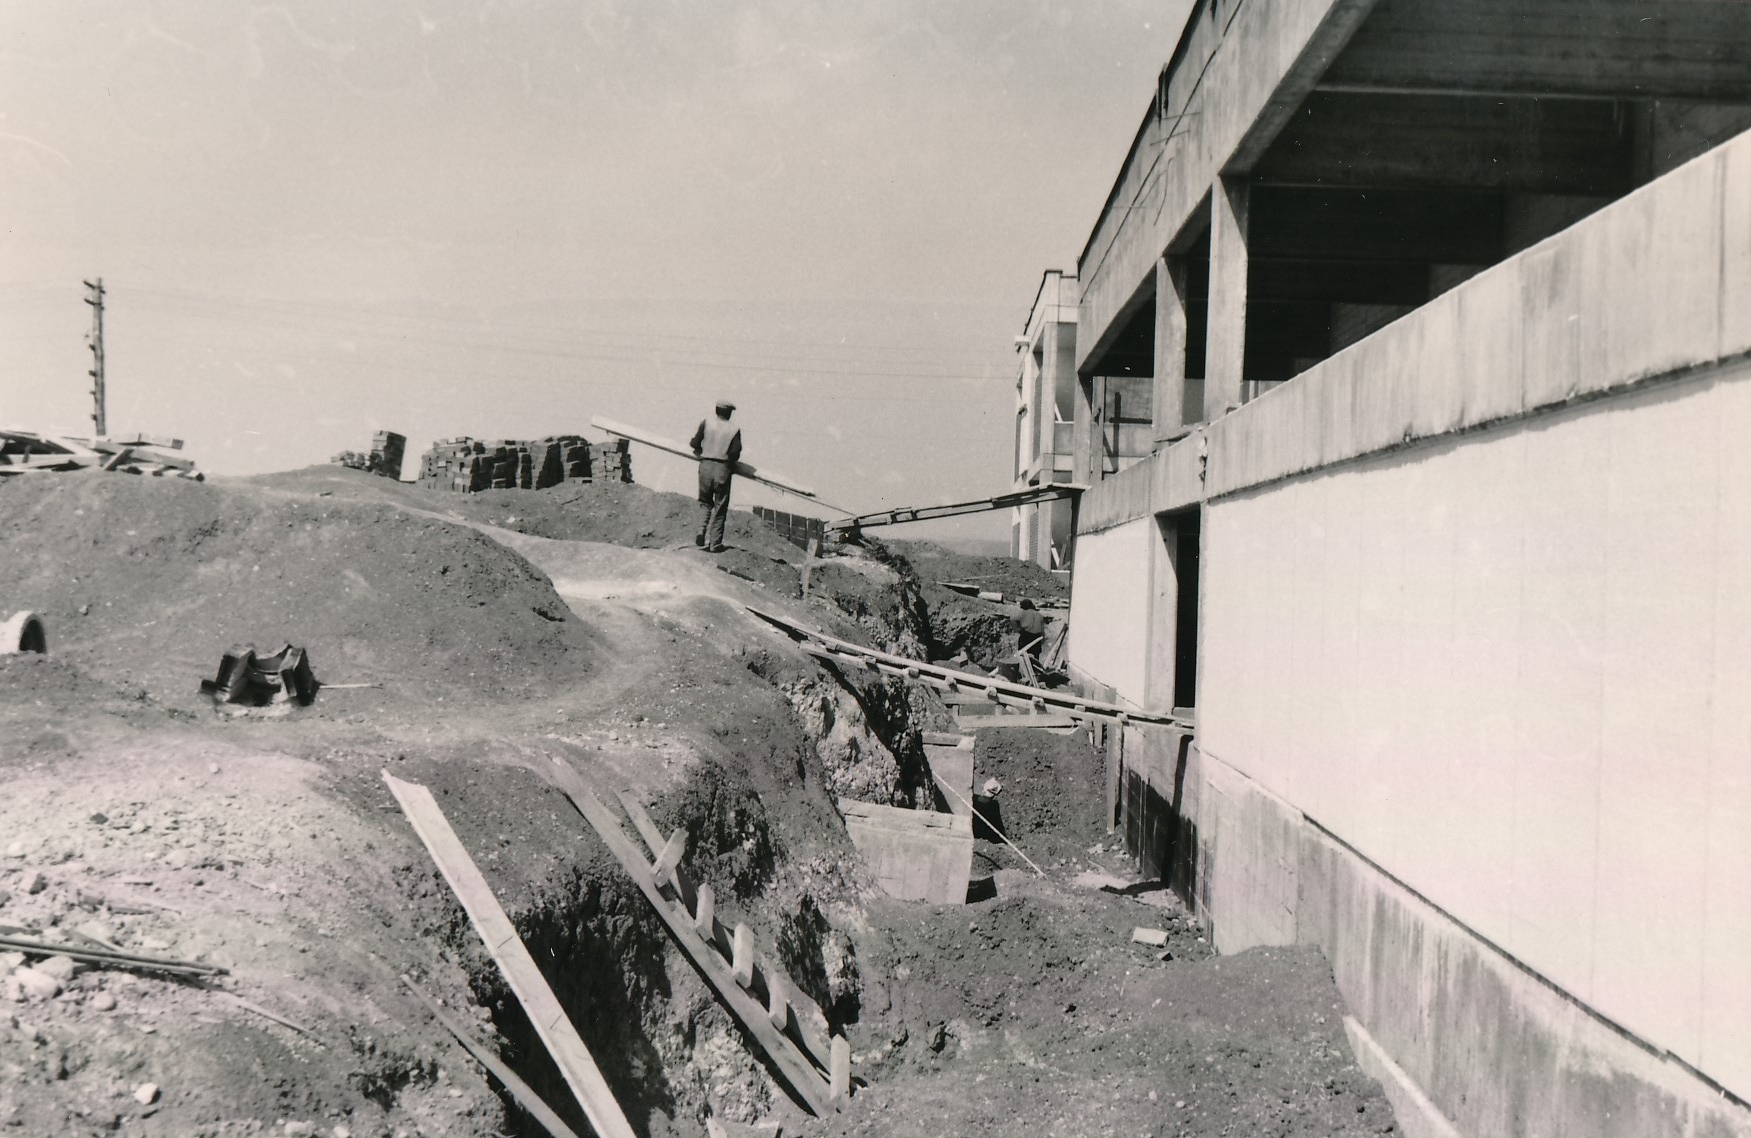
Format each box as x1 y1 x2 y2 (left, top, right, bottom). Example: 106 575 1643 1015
381 772 638 1138
548 759 845 1115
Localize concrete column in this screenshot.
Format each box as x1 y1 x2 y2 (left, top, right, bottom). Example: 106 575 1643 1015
1153 257 1190 446
1145 514 1180 712
1205 177 1250 421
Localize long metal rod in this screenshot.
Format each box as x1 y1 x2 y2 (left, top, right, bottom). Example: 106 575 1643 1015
0 933 225 977
825 483 1085 537
402 975 585 1138
929 772 1047 878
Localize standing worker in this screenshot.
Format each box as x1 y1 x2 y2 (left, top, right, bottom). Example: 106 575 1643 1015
690 400 742 553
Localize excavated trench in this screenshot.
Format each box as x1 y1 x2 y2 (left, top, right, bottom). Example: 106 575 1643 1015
435 550 955 1137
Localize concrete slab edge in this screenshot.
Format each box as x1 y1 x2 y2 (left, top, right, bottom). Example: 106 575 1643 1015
1341 1015 1463 1138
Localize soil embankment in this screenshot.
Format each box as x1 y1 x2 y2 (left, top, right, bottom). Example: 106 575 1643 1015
0 466 1392 1138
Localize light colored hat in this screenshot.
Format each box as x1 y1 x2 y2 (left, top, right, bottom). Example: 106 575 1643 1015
715 400 736 413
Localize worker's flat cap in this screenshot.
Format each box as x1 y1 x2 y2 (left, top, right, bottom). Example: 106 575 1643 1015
715 400 736 412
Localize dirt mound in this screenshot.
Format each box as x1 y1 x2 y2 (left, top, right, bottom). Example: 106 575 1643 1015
886 539 1067 603
0 474 595 706
970 729 1109 870
256 466 808 563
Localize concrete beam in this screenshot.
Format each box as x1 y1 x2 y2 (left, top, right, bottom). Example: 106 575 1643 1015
1078 0 1384 376
1252 91 1635 195
1323 0 1751 103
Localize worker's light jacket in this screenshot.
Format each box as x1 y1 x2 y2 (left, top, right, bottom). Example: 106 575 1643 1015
690 418 743 465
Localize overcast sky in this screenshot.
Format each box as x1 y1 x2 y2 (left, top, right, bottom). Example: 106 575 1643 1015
0 1 1193 543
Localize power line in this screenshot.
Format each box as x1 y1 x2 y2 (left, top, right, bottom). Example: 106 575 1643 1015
113 292 1010 385
111 282 1004 362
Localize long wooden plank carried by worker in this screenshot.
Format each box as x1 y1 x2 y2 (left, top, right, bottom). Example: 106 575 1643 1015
589 416 819 500
381 772 638 1138
744 605 1190 730
547 758 844 1115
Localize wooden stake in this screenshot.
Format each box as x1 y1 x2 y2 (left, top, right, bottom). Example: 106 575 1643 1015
731 923 755 988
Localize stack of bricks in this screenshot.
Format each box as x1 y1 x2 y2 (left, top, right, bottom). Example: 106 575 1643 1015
752 505 827 551
415 434 631 494
368 431 406 479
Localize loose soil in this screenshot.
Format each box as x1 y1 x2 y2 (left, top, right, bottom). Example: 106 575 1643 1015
0 466 1394 1138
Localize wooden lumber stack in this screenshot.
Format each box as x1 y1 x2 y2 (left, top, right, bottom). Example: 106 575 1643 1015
0 430 200 480
415 434 627 494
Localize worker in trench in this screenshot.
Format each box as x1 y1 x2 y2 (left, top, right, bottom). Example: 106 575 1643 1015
1015 597 1047 671
690 399 742 553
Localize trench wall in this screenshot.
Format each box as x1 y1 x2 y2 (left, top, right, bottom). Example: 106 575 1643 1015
1077 130 1751 1135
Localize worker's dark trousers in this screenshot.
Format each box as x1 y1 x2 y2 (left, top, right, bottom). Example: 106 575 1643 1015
697 461 732 549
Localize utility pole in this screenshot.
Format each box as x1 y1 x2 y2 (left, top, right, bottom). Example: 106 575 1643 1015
83 277 106 437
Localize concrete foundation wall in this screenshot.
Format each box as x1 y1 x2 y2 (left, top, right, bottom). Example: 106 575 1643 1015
1081 125 1751 1137
1199 356 1751 1106
1116 727 1751 1138
1064 518 1155 705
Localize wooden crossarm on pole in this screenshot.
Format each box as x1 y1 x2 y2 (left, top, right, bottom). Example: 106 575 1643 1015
381 772 638 1138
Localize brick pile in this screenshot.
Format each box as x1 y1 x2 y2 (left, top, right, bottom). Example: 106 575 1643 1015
369 431 406 479
752 505 826 551
416 435 631 494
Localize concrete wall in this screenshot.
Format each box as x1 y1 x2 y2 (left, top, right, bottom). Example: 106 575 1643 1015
1142 733 1751 1138
1201 354 1751 1104
1081 123 1751 1137
1064 517 1155 705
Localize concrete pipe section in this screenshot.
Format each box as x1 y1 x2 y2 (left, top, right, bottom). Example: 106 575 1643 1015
0 611 46 654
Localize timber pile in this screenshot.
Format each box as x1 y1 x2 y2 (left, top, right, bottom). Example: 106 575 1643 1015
415 435 630 493
0 430 199 480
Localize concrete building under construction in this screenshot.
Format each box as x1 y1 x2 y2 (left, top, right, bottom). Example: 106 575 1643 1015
1046 1 1751 1133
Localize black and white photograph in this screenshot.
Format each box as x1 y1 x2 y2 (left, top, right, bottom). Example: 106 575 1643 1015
2 2 1749 1136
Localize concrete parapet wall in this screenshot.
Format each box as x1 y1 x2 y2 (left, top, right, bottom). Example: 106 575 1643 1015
1076 126 1751 536
1078 0 1367 372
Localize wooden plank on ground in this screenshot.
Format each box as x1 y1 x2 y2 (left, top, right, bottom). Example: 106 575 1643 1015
550 760 840 1116
381 772 638 1138
401 975 584 1138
